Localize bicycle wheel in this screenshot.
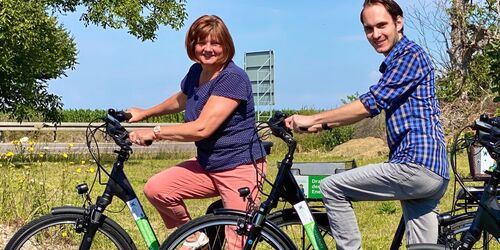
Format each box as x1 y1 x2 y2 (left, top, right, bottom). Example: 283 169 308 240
439 215 498 249
160 213 294 250
6 212 136 250
270 210 336 249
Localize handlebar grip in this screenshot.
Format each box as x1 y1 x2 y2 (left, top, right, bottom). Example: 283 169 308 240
298 127 308 131
115 112 132 122
123 112 132 121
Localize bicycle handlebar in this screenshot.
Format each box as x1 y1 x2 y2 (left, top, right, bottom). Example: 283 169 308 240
267 112 295 144
103 109 133 150
473 114 500 158
101 109 294 154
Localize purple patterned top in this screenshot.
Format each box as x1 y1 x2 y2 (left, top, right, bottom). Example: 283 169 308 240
181 61 266 172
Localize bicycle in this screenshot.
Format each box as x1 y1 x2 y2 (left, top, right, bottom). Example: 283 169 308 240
408 114 500 250
269 114 500 250
7 109 258 250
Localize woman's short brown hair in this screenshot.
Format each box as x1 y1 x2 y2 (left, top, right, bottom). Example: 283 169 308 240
185 15 235 65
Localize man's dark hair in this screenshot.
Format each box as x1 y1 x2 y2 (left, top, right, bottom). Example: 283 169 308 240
360 0 404 27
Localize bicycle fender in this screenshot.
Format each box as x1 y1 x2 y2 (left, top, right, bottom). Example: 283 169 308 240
51 206 87 215
212 209 298 250
50 206 135 248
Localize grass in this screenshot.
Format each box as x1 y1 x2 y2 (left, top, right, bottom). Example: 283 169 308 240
1 143 499 249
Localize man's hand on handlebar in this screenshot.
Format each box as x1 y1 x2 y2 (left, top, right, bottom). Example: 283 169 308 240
285 114 323 133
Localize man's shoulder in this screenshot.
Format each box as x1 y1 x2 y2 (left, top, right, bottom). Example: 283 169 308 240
381 36 433 72
395 37 429 58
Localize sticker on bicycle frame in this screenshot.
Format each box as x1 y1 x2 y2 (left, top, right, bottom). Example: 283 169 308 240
136 218 160 250
293 175 327 199
479 147 496 173
294 201 328 250
127 198 145 220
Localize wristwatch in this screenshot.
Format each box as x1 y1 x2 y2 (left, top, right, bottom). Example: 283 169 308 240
152 125 161 140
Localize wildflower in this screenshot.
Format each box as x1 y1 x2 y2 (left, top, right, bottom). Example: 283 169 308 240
68 143 74 149
81 160 86 165
88 167 95 173
11 140 20 146
38 153 44 158
28 146 34 152
20 137 29 143
76 168 81 173
5 152 14 158
61 231 68 237
63 153 68 158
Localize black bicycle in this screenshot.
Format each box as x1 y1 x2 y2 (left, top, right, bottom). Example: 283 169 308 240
408 114 500 250
6 109 166 250
5 109 320 250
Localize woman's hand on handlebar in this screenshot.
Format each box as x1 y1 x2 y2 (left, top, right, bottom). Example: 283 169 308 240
129 129 155 146
127 107 148 123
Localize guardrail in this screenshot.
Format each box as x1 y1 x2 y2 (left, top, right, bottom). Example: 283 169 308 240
0 122 178 131
0 122 179 142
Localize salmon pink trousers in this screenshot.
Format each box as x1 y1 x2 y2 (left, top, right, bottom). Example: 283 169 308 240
143 157 267 228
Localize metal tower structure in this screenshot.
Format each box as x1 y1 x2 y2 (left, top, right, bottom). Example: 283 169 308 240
244 50 275 122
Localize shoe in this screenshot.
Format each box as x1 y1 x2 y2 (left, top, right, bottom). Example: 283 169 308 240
182 232 209 250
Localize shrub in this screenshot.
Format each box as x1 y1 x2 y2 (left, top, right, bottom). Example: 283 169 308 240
292 126 354 152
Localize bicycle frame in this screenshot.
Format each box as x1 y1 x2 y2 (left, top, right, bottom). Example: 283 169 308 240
74 110 161 250
459 161 500 247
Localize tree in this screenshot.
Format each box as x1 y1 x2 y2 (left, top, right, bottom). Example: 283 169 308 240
407 0 499 102
406 0 500 128
48 0 188 41
0 0 76 122
0 0 187 122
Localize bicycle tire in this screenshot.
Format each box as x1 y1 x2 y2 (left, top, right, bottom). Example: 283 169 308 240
439 215 498 250
6 212 136 250
269 209 336 249
160 213 295 250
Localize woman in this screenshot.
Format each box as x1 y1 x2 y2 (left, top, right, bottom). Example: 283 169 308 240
128 15 267 249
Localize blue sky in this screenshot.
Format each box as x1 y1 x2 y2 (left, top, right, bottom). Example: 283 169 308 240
49 1 432 110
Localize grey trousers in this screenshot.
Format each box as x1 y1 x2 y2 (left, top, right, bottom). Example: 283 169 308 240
319 162 448 250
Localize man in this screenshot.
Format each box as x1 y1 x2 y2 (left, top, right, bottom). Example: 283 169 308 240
285 0 449 249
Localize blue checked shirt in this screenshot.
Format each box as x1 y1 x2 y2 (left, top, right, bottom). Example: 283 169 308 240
359 36 449 179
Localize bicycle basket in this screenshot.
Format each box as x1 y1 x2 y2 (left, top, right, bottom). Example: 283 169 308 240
289 160 357 201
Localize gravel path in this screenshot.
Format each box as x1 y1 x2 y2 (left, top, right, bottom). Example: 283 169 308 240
0 225 16 249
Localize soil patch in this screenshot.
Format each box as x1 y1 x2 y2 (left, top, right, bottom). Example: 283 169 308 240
330 137 389 160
